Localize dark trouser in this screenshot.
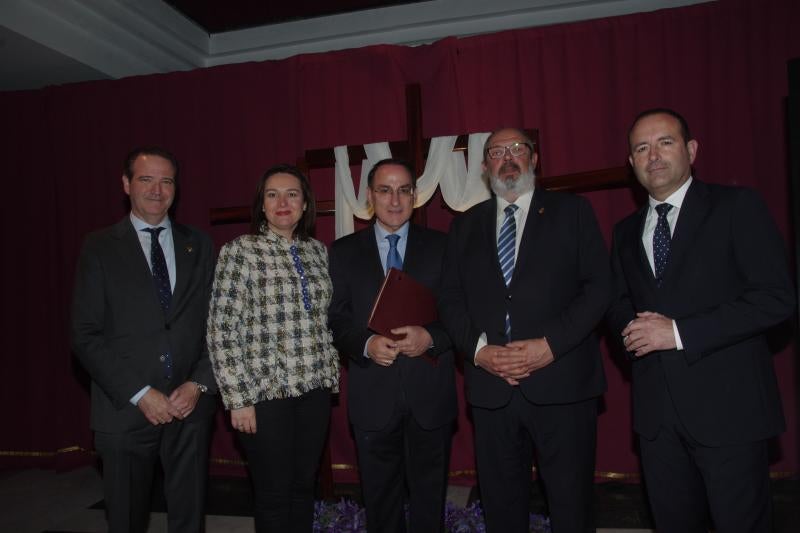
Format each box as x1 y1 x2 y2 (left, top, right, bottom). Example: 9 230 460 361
94 401 213 533
640 386 772 533
238 387 331 533
353 403 452 533
472 391 597 533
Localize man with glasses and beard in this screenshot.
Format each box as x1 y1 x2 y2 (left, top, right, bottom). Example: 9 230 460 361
439 129 610 532
329 158 456 533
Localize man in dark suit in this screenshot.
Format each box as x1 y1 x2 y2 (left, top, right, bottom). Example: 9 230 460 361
329 158 456 533
608 108 795 532
72 147 216 533
439 128 610 532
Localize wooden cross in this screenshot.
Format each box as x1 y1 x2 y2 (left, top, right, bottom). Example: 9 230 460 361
209 84 635 227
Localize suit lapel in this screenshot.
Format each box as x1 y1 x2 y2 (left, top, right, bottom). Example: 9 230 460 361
512 190 543 281
663 180 709 284
633 206 656 283
170 223 200 317
112 217 163 310
403 224 423 277
480 200 508 286
361 225 387 285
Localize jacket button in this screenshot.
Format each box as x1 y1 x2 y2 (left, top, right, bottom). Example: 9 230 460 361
506 294 512 300
159 354 166 362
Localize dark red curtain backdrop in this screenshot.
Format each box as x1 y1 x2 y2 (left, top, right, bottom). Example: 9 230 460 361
1 0 798 482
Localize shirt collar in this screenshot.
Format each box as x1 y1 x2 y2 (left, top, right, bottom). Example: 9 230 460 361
496 189 534 214
648 176 692 211
374 220 410 241
130 212 171 232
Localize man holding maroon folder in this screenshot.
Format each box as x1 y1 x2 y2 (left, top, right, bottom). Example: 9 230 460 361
329 158 456 533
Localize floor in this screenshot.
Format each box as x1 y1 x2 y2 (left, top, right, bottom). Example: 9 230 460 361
0 467 796 532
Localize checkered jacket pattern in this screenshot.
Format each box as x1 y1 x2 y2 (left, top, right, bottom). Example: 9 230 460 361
207 230 340 409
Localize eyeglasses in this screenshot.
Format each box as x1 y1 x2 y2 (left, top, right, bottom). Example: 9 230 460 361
486 142 533 160
371 185 415 197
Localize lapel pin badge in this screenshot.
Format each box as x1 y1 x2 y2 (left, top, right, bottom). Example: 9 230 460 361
538 207 545 215
186 245 193 254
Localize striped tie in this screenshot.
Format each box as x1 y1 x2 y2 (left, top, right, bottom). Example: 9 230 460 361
498 204 518 339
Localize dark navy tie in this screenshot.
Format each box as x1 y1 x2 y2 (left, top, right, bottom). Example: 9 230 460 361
498 204 519 339
386 234 402 272
653 203 673 287
143 227 173 379
143 227 172 312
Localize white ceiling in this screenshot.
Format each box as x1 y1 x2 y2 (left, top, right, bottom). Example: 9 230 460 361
0 0 712 93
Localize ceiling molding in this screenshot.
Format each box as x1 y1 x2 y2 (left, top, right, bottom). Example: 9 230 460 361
206 0 711 66
0 0 207 79
0 0 712 90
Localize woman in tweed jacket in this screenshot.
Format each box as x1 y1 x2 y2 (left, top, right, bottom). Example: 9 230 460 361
207 164 339 532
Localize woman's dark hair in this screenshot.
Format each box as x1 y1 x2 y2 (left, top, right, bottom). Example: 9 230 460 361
250 164 316 240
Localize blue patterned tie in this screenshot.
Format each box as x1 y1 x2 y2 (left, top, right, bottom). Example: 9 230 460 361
653 203 673 287
143 227 173 379
498 204 519 339
386 234 402 272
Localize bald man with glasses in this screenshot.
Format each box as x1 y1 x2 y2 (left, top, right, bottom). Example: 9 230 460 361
329 158 457 533
439 128 610 532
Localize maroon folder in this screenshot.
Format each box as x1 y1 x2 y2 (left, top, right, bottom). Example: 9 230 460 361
367 268 438 364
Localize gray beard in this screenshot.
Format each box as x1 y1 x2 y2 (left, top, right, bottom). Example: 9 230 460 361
488 167 535 200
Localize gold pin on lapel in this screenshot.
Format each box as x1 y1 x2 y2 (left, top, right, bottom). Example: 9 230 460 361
538 207 545 215
186 245 193 253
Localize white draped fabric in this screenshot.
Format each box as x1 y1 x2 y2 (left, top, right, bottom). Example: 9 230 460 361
332 132 492 238
333 142 391 237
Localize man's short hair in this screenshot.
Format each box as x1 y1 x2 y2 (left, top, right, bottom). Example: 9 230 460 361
628 108 692 147
123 146 179 183
367 158 417 189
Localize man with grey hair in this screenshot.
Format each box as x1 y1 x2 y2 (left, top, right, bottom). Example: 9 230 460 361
440 128 610 532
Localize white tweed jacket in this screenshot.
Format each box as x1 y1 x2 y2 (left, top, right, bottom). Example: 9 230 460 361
207 229 339 409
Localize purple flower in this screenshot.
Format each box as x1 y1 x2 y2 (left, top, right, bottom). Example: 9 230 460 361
313 498 550 532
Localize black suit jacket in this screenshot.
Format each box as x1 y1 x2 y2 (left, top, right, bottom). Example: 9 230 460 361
439 190 610 409
72 216 217 433
328 224 457 431
607 180 795 445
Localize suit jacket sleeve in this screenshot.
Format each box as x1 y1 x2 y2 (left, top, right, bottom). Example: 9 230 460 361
187 230 217 392
438 215 483 358
677 188 795 363
328 239 373 368
71 236 148 409
207 240 259 409
423 322 453 357
606 226 637 356
540 195 611 358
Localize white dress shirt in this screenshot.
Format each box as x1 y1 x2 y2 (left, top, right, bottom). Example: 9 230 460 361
474 190 535 362
129 212 176 404
130 213 176 291
640 177 693 350
363 221 410 357
374 220 409 274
